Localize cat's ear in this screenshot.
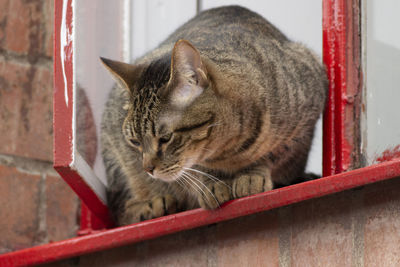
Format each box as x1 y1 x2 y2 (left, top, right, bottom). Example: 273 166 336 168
100 57 141 90
168 40 209 108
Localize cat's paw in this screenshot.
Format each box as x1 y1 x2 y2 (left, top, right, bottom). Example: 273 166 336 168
122 195 178 224
197 181 232 210
232 172 273 198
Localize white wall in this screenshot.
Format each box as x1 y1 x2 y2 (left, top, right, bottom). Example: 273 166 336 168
130 0 198 60
201 0 322 56
362 0 400 164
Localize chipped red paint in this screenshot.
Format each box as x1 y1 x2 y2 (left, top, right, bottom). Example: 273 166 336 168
322 0 353 176
346 0 363 171
79 202 110 235
54 167 113 228
53 0 112 229
376 145 400 163
1 159 400 267
53 0 73 166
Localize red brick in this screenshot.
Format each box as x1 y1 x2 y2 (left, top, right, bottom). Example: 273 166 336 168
43 0 54 58
291 193 353 267
0 0 9 45
0 165 41 253
76 226 213 266
142 227 210 266
3 0 45 57
364 178 400 267
216 211 279 267
46 174 79 243
0 60 53 161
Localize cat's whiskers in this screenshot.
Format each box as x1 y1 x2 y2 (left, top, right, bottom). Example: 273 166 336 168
183 170 220 208
183 167 232 190
175 176 187 193
179 173 207 205
174 164 194 196
173 173 187 194
181 171 214 208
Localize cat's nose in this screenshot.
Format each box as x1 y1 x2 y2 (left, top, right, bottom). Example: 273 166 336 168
144 164 155 175
143 153 156 175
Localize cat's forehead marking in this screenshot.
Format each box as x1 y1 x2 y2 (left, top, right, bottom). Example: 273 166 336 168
129 55 171 139
130 96 165 142
136 55 171 92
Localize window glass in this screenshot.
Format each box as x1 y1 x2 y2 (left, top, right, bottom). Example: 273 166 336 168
362 0 400 165
75 1 125 187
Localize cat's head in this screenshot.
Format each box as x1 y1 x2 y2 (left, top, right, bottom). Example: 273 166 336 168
101 40 219 182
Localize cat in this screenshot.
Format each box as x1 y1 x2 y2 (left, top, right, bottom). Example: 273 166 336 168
100 5 328 226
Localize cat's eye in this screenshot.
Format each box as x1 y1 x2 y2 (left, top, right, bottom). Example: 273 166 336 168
129 138 141 147
159 133 172 144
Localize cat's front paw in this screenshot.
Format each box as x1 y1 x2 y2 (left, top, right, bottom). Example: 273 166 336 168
232 172 273 198
121 195 178 224
197 181 232 210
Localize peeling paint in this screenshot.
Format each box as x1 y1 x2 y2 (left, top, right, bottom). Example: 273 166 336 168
60 0 72 107
375 145 400 163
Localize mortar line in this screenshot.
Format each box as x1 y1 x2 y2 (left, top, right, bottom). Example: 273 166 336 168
35 174 49 245
0 153 57 176
278 206 292 267
0 51 52 69
351 188 365 267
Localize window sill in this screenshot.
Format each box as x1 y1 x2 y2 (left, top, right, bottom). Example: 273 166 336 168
1 158 399 267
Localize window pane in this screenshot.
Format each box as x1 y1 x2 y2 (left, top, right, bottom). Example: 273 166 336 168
75 1 125 187
362 0 400 165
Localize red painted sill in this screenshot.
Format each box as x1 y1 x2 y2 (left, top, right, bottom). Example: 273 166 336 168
1 158 400 267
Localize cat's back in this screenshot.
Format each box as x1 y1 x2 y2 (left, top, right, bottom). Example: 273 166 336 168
138 6 289 64
169 5 288 44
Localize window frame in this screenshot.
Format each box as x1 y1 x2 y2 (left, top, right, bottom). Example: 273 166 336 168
52 0 112 229
1 0 400 265
322 0 363 176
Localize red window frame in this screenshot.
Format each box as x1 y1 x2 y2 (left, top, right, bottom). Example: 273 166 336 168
1 0 400 266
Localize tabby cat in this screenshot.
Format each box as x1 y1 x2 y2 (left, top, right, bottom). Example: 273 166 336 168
100 6 327 225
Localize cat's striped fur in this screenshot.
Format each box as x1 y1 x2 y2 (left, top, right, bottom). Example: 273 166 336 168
101 6 328 225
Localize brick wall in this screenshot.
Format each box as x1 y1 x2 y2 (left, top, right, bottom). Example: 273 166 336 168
48 177 400 267
0 0 79 253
